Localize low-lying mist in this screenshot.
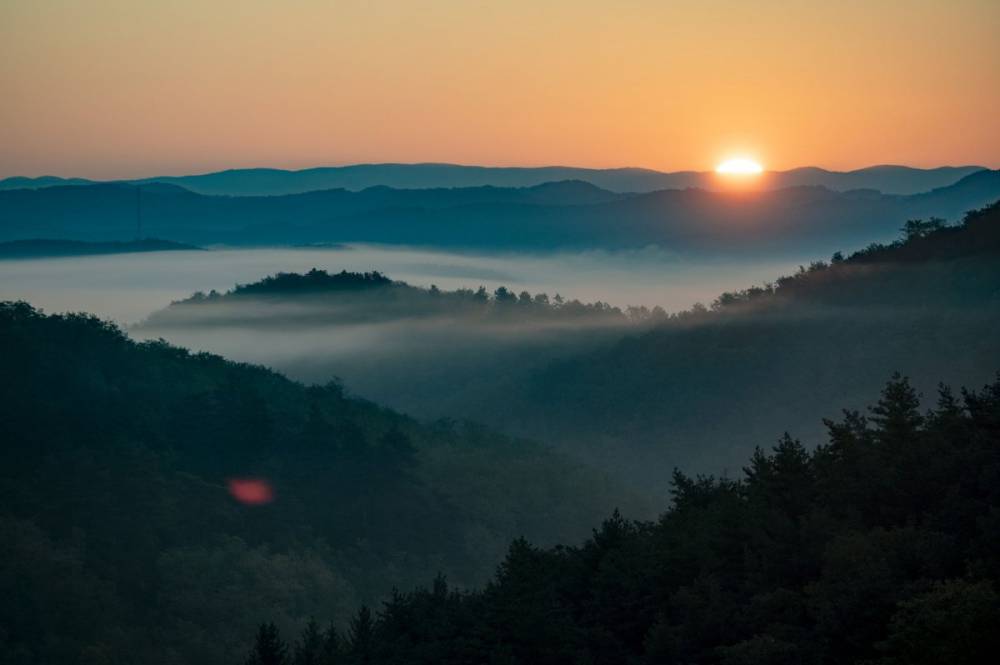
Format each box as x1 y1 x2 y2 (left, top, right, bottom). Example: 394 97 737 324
131 269 663 422
0 244 808 324
0 242 810 431
11 236 995 505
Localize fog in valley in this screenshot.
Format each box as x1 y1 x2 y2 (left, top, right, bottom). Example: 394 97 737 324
5 237 997 499
0 245 810 428
0 244 806 325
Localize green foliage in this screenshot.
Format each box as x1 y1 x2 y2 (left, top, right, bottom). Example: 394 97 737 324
257 373 1000 663
875 579 1000 664
0 302 624 664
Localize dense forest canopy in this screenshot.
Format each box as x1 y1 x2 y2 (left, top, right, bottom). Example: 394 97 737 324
246 372 1000 664
0 302 636 665
3 203 999 664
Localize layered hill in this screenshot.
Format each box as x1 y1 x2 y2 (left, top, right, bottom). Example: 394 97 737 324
1 171 998 253
134 270 649 424
0 237 199 259
0 163 986 196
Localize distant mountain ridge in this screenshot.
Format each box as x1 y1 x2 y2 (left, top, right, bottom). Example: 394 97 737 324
0 163 987 196
0 237 200 259
1 170 998 253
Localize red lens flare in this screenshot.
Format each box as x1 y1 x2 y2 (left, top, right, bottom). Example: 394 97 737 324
226 478 275 505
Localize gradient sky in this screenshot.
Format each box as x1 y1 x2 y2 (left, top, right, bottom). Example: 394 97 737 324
2 0 998 179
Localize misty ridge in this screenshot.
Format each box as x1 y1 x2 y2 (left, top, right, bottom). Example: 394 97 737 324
0 237 199 259
0 242 800 327
141 268 659 329
0 163 988 196
3 169 999 254
133 203 1000 496
133 268 663 423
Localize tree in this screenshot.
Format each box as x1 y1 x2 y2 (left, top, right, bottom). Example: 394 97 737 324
877 579 1000 664
346 606 375 664
246 622 288 665
869 373 923 445
321 623 344 664
293 619 325 665
493 286 516 304
901 217 945 241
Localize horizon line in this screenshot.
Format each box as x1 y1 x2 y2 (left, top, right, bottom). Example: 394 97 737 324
1 162 992 183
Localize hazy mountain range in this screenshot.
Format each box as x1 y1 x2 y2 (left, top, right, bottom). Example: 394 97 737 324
0 238 199 259
0 163 987 196
2 170 998 253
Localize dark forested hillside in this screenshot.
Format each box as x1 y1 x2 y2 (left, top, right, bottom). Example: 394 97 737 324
1 171 998 252
467 202 1000 485
0 303 633 665
248 373 1000 664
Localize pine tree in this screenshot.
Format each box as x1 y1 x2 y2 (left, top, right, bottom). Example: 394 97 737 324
293 619 324 665
870 372 923 446
347 606 375 664
246 622 288 665
321 622 344 664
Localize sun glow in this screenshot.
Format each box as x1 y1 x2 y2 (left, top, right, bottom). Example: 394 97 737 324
716 158 764 175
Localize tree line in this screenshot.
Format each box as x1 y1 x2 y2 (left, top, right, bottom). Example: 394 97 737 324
247 373 1000 664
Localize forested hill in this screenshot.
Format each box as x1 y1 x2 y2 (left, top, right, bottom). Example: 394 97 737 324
468 202 1000 482
141 268 642 330
247 373 1000 664
0 302 634 664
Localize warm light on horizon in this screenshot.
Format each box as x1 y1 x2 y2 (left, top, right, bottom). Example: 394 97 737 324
716 158 764 175
1 1 998 179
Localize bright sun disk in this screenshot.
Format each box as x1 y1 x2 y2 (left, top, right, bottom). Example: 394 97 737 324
716 158 764 175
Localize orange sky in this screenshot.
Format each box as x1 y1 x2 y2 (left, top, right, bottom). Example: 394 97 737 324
2 1 998 180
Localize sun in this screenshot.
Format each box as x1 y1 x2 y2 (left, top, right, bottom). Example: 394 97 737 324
716 157 764 175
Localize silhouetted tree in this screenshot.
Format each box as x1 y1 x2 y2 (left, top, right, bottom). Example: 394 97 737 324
293 619 324 665
346 606 375 664
246 622 288 665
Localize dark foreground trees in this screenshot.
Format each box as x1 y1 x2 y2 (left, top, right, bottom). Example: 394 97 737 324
251 373 1000 664
0 301 626 665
